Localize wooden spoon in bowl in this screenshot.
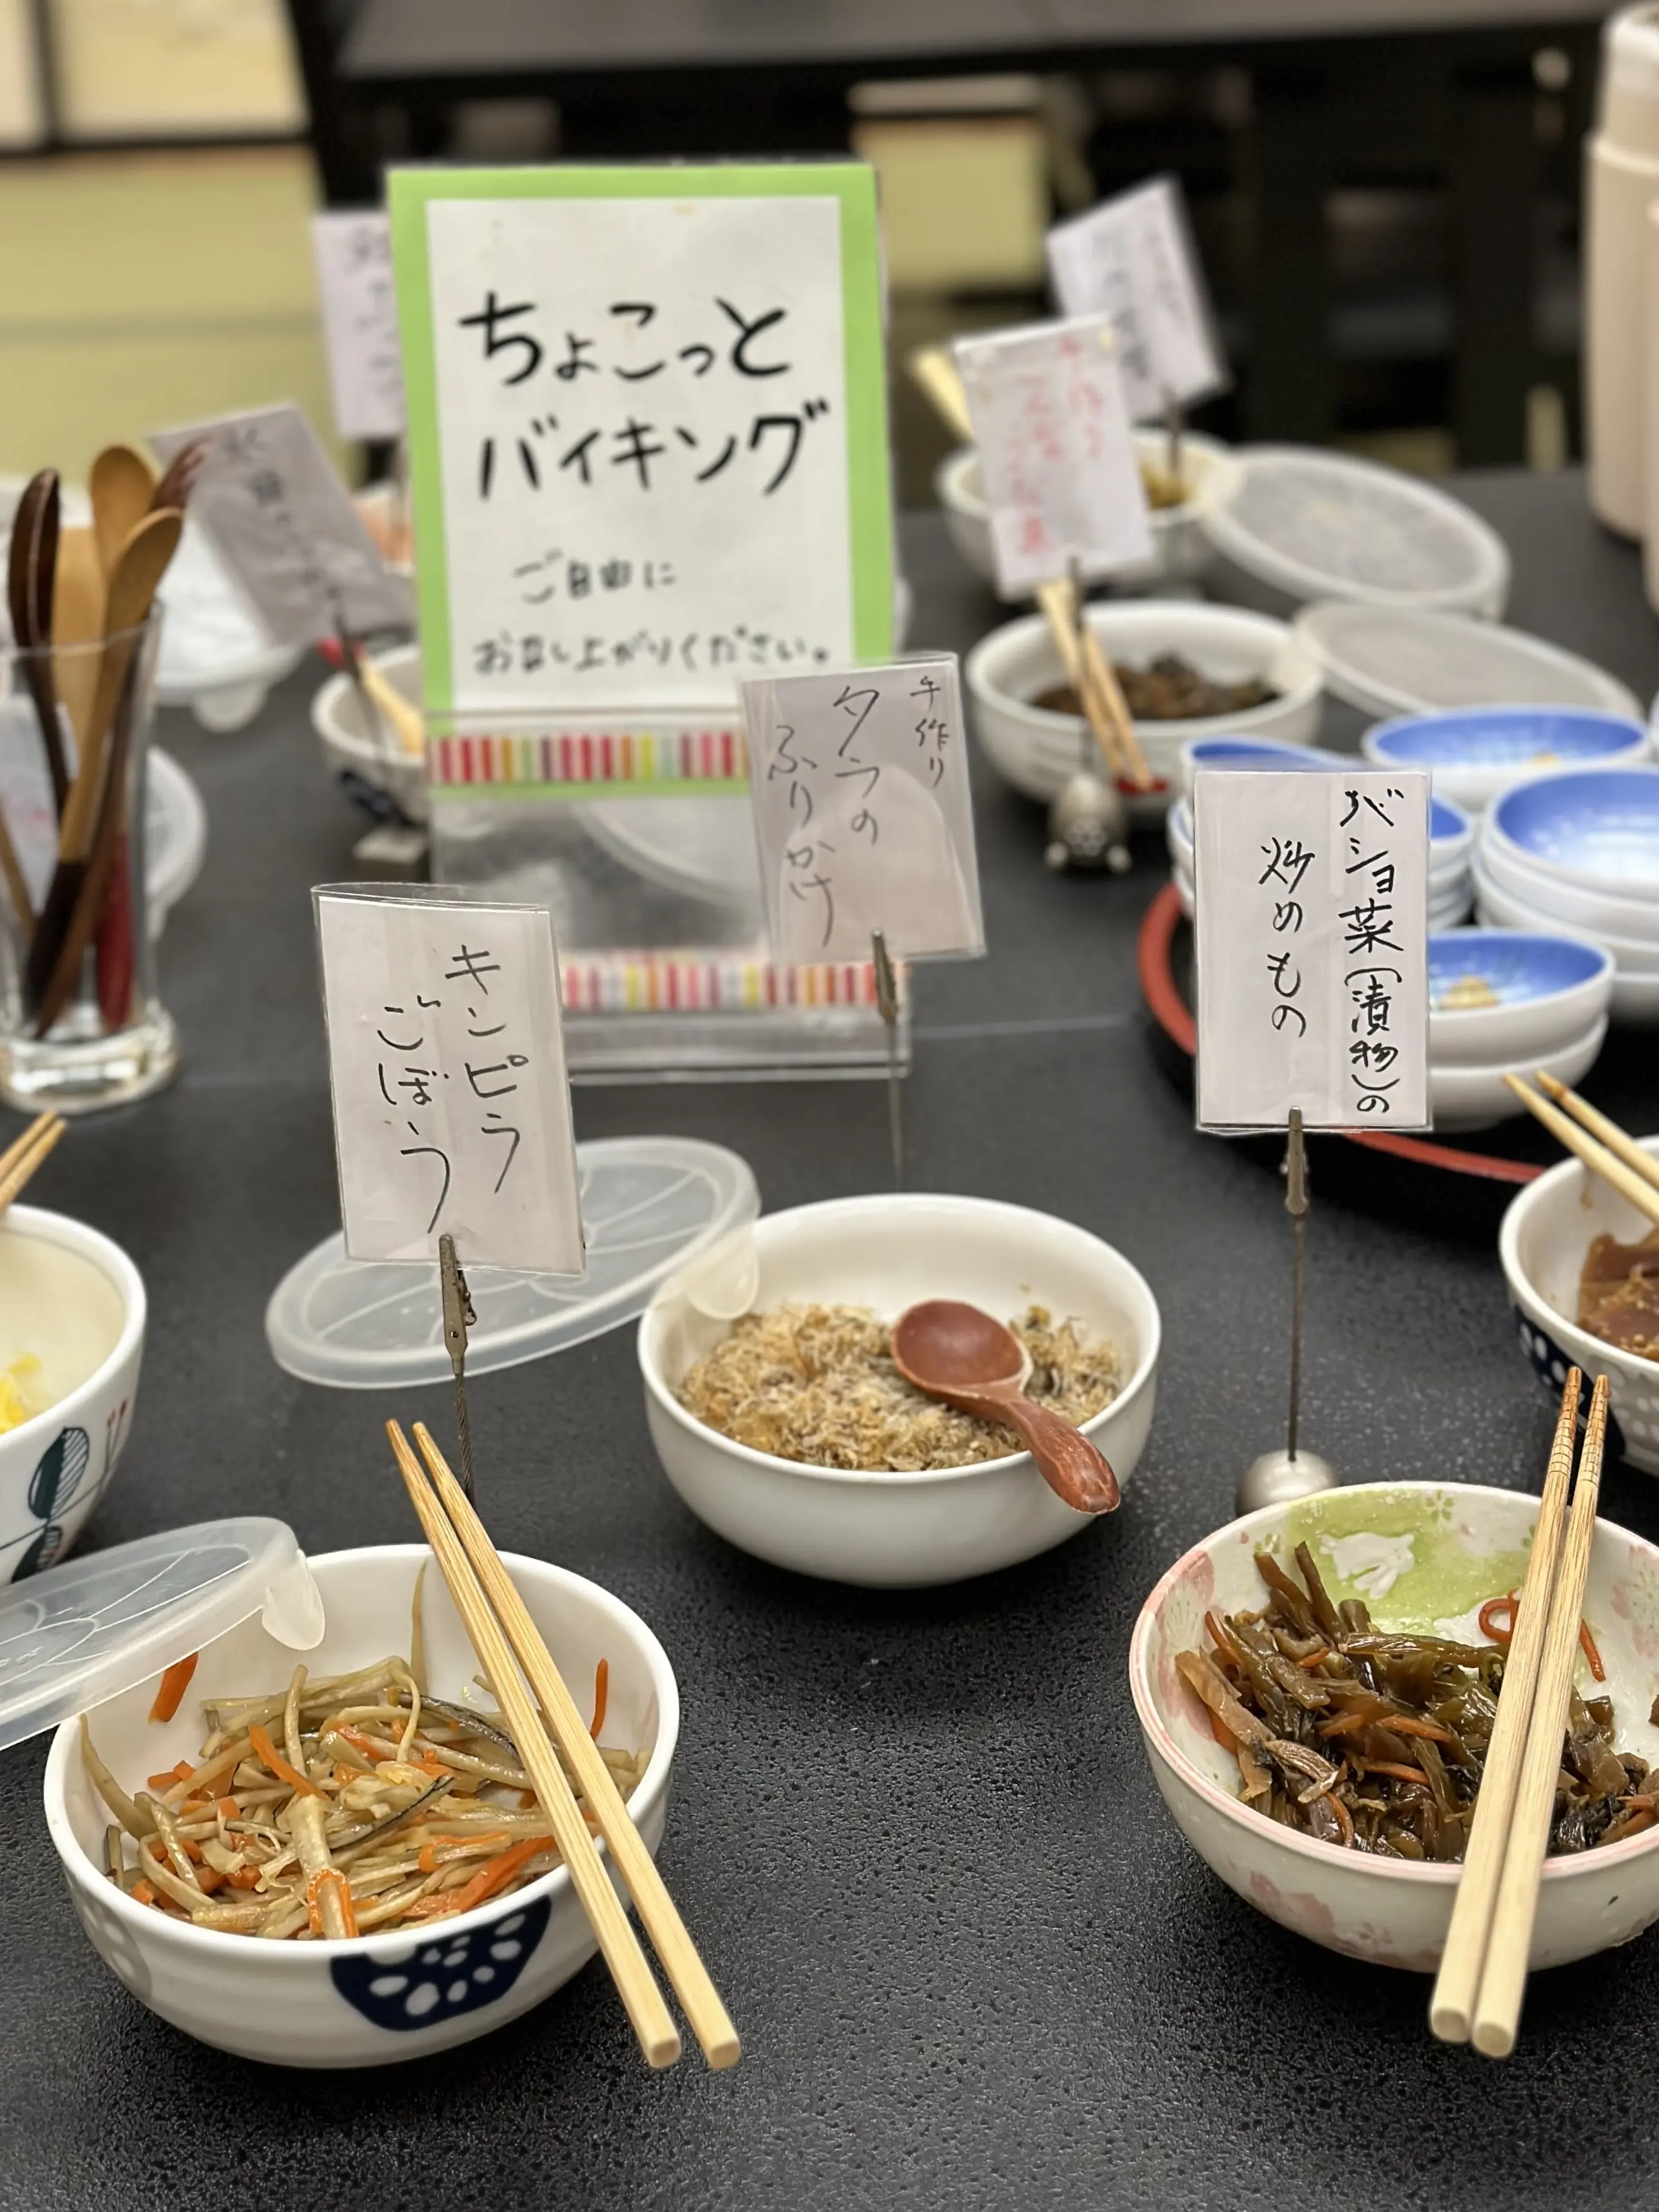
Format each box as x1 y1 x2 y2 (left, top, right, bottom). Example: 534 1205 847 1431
891 1300 1121 1515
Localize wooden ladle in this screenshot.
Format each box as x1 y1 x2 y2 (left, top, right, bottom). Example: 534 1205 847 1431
891 1299 1121 1515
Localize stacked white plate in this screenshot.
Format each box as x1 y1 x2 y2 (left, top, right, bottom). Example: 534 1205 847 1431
1169 748 1473 927
1473 767 1659 1024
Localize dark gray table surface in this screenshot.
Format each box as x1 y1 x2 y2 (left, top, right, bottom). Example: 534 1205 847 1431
3 474 1659 2212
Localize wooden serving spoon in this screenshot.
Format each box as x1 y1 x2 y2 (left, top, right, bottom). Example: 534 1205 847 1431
26 508 182 1026
52 525 106 752
89 444 158 580
891 1299 1121 1515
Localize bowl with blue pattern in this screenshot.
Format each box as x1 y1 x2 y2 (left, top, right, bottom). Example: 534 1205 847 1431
0 1205 145 1587
44 1544 678 2066
1500 1132 1659 1477
1363 706 1647 816
1486 767 1659 907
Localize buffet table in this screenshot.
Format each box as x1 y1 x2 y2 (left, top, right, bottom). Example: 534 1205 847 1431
4 469 1659 2211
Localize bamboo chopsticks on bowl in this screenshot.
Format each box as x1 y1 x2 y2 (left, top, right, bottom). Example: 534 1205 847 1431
383 1419 739 2073
1504 1071 1659 1230
0 1112 64 1214
1430 1369 1611 2057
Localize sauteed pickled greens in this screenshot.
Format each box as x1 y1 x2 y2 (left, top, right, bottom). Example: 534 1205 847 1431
1178 1542 1654 1859
83 1615 639 1939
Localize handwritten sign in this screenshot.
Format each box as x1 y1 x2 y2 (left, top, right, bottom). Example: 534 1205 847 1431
315 884 585 1274
310 210 406 442
1045 177 1228 424
953 316 1152 596
742 654 984 965
388 162 895 724
1193 768 1431 1132
151 404 413 648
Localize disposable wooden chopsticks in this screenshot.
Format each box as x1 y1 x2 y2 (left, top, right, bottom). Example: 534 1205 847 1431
1430 1366 1580 2043
1076 619 1153 791
1470 1373 1611 2057
1502 1073 1659 1232
1033 577 1129 786
1536 1072 1659 1203
408 1421 741 2071
384 1419 683 2070
0 1112 64 1215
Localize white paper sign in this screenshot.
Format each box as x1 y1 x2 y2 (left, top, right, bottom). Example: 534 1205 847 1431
1045 177 1228 423
150 403 414 648
743 654 984 964
316 884 585 1274
409 185 886 715
1194 769 1431 1132
311 210 406 442
953 316 1153 596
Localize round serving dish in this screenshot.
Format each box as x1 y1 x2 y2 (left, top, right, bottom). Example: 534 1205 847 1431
1479 823 1659 942
1428 929 1616 1062
44 1543 677 2066
1130 1480 1659 1971
0 1205 145 1586
936 429 1241 601
1501 1132 1659 1477
1486 767 1659 898
637 1192 1160 1587
309 640 426 824
1430 1014 1607 1130
965 601 1322 815
1473 861 1659 997
1363 706 1648 817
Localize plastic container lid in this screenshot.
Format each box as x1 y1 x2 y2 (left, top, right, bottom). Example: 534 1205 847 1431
1292 602 1644 724
265 1134 760 1390
0 1517 322 1752
1202 447 1511 616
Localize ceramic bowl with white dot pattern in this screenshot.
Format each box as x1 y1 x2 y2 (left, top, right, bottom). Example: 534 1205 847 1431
44 1545 677 2066
1500 1132 1659 1475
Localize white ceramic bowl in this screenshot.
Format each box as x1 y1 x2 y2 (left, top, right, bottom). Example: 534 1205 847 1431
1363 706 1649 816
1131 1480 1659 1972
936 430 1241 600
0 1205 145 1585
1502 1131 1659 1477
45 1543 677 2066
1428 929 1616 1061
309 641 427 824
1479 828 1659 941
1473 865 1659 1024
1473 860 1659 975
965 601 1323 815
1430 1014 1607 1130
638 1193 1160 1587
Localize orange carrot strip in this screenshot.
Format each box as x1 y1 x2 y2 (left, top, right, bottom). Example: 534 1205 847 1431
1580 1619 1607 1683
333 1724 397 1765
590 1658 609 1740
1479 1593 1517 1645
1381 1716 1456 1743
1297 1648 1332 1670
130 1881 158 1906
148 1653 199 1724
248 1722 318 1798
147 1763 195 1791
226 1866 261 1890
414 1753 454 1779
305 1868 358 1938
1317 1712 1370 1740
404 1836 552 1921
1323 1792 1355 1847
216 1796 240 1820
1208 1708 1240 1754
1355 1760 1431 1785
418 1830 509 1876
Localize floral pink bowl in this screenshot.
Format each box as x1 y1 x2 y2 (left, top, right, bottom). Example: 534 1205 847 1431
1129 1481 1659 1974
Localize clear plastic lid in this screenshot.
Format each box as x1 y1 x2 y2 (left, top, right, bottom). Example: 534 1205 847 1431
0 1517 322 1751
265 1134 760 1390
1202 447 1511 616
1293 601 1644 723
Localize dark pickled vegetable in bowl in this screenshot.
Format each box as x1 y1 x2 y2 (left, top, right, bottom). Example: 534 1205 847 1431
1034 654 1279 723
1176 1541 1652 1859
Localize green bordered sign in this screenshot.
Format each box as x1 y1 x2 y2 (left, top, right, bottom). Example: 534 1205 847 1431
389 160 895 775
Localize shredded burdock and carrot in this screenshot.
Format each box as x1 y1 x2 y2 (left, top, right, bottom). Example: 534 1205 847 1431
1178 1542 1651 1860
84 1632 635 1939
676 1301 1121 1471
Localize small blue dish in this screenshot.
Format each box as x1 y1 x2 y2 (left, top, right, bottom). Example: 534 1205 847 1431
1364 708 1646 816
1488 766 1659 893
1428 926 1615 1056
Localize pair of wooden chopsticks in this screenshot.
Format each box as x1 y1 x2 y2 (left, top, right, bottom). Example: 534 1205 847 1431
907 345 1152 793
1505 1071 1659 1231
384 1419 739 2073
1430 1368 1611 2057
0 1112 64 1214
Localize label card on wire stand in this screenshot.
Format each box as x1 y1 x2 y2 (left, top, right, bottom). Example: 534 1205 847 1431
742 655 985 965
151 402 414 645
310 209 407 443
1193 768 1431 1133
953 316 1152 597
315 884 585 1276
1045 176 1228 423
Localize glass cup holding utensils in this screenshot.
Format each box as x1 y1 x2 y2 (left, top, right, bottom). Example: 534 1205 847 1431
0 614 179 1113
